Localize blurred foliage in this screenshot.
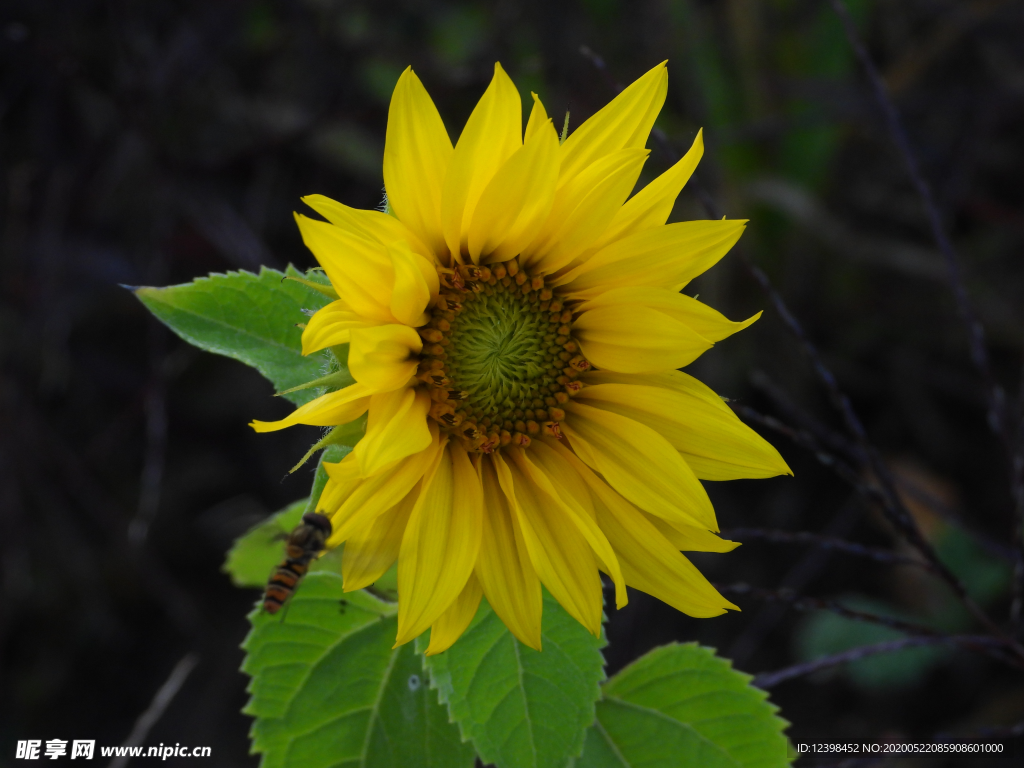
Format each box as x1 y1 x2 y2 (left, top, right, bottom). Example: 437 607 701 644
2 0 1023 763
936 525 1011 610
793 513 1011 693
795 594 950 693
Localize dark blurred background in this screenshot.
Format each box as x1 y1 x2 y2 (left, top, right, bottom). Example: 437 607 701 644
2 0 1023 765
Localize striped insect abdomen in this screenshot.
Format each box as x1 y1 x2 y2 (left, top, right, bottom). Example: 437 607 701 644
261 513 332 614
262 558 311 613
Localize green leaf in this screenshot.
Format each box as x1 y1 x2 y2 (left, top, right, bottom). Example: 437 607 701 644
134 265 344 405
574 643 791 768
242 571 475 768
225 445 355 589
421 591 605 768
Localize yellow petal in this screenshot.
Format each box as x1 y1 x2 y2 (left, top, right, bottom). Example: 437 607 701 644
517 442 627 610
495 450 604 636
537 437 737 551
341 483 419 590
554 219 746 300
396 442 483 645
325 428 443 545
544 438 737 616
387 241 432 327
318 453 362 522
352 387 432 477
581 371 793 481
573 305 712 373
384 67 452 258
641 510 740 553
523 92 550 144
426 574 483 655
296 207 439 325
301 300 376 355
589 129 704 250
596 496 736 618
558 61 667 185
249 382 371 432
562 400 717 531
440 63 522 262
608 514 738 617
294 213 394 322
301 194 438 268
467 113 559 263
475 455 543 649
578 286 760 343
395 440 454 643
347 324 422 392
521 148 649 275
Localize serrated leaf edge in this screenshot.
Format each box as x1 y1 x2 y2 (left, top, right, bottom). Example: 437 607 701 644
135 266 312 357
424 599 605 768
569 642 792 768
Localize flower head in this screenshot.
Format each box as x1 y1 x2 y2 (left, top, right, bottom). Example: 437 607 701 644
252 62 790 653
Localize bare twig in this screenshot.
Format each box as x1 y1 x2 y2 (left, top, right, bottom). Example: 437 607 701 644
749 369 865 462
753 635 991 689
736 399 1016 562
721 272 985 629
894 469 1015 562
578 46 622 95
827 0 1004 430
723 528 933 571
731 402 950 547
745 178 947 281
728 500 862 665
644 93 994 635
716 582 1023 669
827 0 1024 630
883 0 1014 95
729 403 864 485
719 583 933 635
108 653 199 768
731 192 1011 651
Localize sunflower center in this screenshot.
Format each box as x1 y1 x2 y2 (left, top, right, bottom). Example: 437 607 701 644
416 258 590 453
448 283 555 408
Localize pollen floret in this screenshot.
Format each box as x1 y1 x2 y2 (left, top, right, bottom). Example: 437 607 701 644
419 258 579 452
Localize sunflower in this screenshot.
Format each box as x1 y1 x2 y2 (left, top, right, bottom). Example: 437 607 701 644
252 61 790 654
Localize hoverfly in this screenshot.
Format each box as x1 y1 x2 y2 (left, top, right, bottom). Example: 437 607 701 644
262 512 332 614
